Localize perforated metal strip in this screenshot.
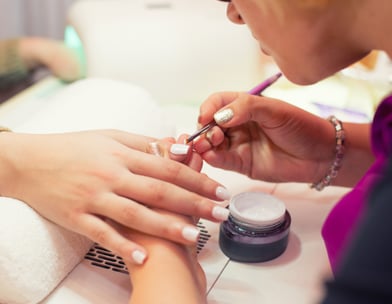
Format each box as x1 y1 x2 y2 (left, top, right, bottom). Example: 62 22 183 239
84 221 211 274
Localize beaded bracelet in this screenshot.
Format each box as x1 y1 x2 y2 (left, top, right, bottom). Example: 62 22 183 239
310 115 345 191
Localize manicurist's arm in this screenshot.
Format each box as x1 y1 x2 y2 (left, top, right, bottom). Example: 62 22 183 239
120 210 207 304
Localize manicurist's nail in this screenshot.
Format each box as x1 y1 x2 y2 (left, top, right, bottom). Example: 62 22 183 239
132 250 147 265
216 186 231 201
182 226 200 242
212 206 230 221
170 144 190 155
214 108 234 124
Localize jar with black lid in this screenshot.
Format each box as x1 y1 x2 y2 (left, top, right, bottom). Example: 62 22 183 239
219 192 291 263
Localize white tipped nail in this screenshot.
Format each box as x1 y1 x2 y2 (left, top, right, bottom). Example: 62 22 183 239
214 108 234 124
182 226 200 242
132 250 147 265
212 206 230 221
216 186 231 200
170 144 190 155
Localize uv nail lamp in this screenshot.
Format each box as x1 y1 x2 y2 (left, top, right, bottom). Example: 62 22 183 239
66 0 264 106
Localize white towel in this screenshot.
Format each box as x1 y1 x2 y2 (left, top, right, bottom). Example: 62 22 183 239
0 78 175 304
0 198 93 304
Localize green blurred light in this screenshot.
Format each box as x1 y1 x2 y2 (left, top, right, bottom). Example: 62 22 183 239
64 25 87 77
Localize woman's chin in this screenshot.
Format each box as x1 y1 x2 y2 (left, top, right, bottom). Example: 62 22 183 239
281 68 324 85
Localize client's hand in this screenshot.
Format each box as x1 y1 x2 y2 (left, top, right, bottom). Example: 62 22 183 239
18 37 83 82
147 134 204 172
0 130 230 265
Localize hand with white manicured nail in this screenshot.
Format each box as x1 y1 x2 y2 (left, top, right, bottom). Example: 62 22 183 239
149 134 205 172
2 130 230 266
193 91 360 186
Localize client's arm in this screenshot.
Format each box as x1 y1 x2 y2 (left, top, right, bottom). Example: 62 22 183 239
17 37 83 82
0 37 83 87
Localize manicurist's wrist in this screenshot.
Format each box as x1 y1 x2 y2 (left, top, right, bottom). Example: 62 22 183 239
311 116 345 191
329 122 374 188
126 236 190 271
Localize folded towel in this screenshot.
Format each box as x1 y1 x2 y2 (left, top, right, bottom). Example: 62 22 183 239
0 78 175 304
0 197 93 304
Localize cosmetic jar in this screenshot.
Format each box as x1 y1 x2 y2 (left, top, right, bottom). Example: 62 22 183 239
219 192 291 263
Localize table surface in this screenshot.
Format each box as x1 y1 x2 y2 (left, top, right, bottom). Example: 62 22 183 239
0 77 351 304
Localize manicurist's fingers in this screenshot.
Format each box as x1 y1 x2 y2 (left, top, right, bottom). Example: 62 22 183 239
209 94 299 129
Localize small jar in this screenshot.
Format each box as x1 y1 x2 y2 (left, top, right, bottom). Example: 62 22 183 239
219 192 291 263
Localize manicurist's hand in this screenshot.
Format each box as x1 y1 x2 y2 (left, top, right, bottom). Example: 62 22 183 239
0 130 230 265
116 209 207 304
193 91 373 187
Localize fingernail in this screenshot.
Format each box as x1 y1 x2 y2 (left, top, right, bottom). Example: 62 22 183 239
148 142 163 157
132 250 147 265
182 226 200 242
216 186 231 200
206 129 213 142
170 144 190 155
214 108 234 124
212 206 230 221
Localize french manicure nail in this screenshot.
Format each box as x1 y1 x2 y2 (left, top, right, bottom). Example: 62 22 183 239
214 108 234 124
132 250 147 264
182 226 200 242
212 206 230 221
170 144 190 155
216 186 231 201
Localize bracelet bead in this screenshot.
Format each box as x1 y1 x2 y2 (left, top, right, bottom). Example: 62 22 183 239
310 115 345 191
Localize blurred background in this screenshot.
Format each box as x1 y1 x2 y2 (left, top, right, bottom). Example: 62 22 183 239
0 0 391 118
0 0 77 39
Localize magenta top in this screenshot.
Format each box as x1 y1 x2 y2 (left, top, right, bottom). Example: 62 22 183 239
322 94 392 272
